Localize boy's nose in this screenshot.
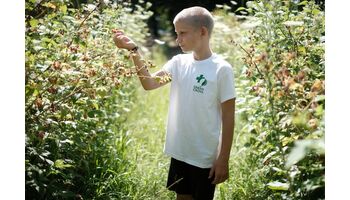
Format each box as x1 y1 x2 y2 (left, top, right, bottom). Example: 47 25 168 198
176 37 181 45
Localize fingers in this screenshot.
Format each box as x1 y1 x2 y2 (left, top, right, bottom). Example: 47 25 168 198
112 29 125 42
112 29 135 49
212 173 228 184
112 30 128 42
112 29 124 35
210 167 228 184
212 171 221 184
113 35 130 47
208 166 214 179
122 36 130 42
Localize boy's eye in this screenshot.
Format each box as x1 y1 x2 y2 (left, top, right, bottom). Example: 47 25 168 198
175 31 186 36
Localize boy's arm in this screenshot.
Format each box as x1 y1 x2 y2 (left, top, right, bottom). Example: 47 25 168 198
113 30 170 90
209 98 235 184
130 51 170 90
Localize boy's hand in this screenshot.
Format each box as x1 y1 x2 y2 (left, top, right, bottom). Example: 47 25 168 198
208 158 229 184
112 29 137 50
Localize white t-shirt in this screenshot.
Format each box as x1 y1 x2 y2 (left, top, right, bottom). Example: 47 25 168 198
162 53 236 168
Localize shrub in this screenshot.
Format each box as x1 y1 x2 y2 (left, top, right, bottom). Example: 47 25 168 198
25 0 152 199
212 1 324 199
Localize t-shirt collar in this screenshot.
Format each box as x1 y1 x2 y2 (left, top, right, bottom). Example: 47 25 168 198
191 52 215 64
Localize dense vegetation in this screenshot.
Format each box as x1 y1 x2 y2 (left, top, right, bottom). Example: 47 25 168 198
25 0 324 199
211 0 324 199
25 0 153 199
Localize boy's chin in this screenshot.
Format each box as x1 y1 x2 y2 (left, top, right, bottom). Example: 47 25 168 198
180 48 192 53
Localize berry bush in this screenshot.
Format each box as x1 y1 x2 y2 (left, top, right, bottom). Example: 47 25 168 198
25 0 153 199
212 0 324 199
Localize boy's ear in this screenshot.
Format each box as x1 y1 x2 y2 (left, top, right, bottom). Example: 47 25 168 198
200 26 209 37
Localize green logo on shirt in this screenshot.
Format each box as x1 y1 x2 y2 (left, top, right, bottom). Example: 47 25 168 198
193 74 207 94
196 74 207 86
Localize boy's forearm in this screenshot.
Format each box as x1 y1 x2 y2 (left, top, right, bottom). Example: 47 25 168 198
218 99 235 162
218 120 234 162
130 51 157 90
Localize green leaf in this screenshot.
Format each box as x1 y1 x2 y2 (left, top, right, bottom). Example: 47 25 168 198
45 159 54 166
56 191 76 198
315 105 324 117
267 181 290 191
60 139 74 145
255 12 266 18
76 97 88 105
60 104 71 118
235 7 247 13
42 37 57 46
262 151 276 164
285 138 325 168
88 110 104 118
312 8 320 15
54 159 73 169
60 5 67 14
29 18 38 28
43 2 56 9
298 1 308 6
230 1 237 5
314 95 325 102
96 87 108 98
123 107 130 112
92 102 99 110
292 112 308 127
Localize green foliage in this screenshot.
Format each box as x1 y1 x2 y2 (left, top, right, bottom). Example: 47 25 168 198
25 0 325 199
25 0 152 199
212 0 324 199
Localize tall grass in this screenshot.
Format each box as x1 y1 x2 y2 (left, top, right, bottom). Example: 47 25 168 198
123 47 175 199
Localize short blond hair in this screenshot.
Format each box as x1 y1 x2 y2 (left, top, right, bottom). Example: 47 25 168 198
173 6 214 37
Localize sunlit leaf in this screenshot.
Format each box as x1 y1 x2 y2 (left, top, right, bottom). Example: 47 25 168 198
285 138 325 168
298 1 308 6
29 18 38 28
43 2 56 9
230 1 237 5
123 107 130 112
235 7 247 13
54 159 73 169
283 21 304 27
60 5 67 14
267 181 290 191
60 139 74 145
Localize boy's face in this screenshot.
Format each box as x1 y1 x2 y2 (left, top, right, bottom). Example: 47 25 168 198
174 20 202 52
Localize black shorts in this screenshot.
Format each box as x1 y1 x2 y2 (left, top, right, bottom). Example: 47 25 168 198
166 158 216 200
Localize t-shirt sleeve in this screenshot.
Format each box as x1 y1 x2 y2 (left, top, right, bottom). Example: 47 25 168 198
162 55 178 80
218 65 236 103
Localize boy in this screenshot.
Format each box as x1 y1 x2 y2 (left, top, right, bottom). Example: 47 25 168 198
113 6 236 200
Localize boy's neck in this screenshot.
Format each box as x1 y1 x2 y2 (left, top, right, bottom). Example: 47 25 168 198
192 45 212 61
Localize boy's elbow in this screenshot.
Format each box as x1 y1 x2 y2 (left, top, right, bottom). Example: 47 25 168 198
142 84 153 91
141 81 159 91
141 82 160 91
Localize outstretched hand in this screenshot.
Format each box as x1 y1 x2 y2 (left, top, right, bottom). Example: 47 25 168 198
112 29 137 50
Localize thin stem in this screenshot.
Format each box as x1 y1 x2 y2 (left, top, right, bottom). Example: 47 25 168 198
237 43 265 81
64 2 102 62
